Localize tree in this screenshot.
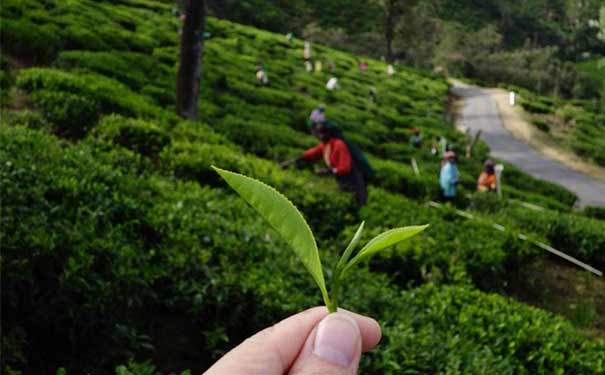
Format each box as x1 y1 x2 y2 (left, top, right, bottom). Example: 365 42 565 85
176 0 206 120
380 0 416 62
396 1 441 68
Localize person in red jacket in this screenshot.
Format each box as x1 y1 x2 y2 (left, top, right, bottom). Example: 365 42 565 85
281 123 368 206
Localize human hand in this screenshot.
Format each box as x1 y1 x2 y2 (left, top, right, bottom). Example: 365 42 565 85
203 307 382 375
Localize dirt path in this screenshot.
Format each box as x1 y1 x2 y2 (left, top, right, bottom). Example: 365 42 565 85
451 81 605 207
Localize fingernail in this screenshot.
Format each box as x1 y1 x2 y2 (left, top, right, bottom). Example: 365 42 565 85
313 313 359 368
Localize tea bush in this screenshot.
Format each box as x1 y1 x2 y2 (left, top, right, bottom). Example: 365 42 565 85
368 285 605 375
510 85 605 167
93 115 170 158
29 90 99 137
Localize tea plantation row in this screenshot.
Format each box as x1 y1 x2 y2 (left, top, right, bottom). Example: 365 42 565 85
510 84 605 167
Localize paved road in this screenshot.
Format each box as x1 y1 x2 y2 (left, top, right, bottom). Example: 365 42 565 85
452 84 605 207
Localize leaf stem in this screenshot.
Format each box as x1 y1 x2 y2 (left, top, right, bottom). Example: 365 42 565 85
327 270 341 313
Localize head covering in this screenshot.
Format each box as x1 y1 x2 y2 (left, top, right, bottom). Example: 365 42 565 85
309 107 326 124
443 151 456 160
484 159 495 173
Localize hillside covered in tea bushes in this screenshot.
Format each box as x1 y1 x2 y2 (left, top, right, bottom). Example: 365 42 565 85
1 1 604 374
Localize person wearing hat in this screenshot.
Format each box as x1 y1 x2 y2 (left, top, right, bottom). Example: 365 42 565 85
280 122 369 206
255 62 269 85
440 151 459 201
309 104 326 125
477 159 497 192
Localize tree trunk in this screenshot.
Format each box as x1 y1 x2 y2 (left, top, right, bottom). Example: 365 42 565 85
176 0 206 120
385 0 395 62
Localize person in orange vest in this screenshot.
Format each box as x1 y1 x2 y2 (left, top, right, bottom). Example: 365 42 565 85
281 122 368 206
477 159 497 192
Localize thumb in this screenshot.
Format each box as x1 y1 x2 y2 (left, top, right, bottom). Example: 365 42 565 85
289 312 362 375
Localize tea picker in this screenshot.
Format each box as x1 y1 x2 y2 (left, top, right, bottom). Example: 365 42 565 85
326 77 339 91
315 60 323 73
409 128 422 148
285 32 294 45
439 151 459 202
281 121 374 206
387 64 395 76
477 159 497 193
369 87 378 103
255 63 269 85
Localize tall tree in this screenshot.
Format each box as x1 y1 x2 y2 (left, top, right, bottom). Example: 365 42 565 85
381 0 415 62
176 0 206 120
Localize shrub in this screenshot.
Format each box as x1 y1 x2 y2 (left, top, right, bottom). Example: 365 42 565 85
1 111 49 131
583 205 605 220
207 115 316 159
0 19 62 63
368 285 605 375
55 51 160 90
494 206 605 267
29 90 98 137
520 98 552 114
532 118 550 132
93 115 170 157
16 68 174 124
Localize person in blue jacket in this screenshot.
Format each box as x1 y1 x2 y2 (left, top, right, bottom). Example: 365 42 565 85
440 151 459 202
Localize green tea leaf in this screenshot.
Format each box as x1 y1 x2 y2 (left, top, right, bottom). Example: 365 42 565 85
343 225 429 275
212 166 329 303
336 221 365 273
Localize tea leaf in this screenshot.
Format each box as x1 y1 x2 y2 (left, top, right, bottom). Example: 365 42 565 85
343 225 429 274
336 221 365 272
212 166 329 303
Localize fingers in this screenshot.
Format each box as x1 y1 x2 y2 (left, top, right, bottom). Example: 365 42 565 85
202 306 381 375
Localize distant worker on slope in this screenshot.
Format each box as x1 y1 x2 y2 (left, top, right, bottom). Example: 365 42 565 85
387 64 395 76
477 159 497 192
369 87 378 103
304 41 312 60
281 122 373 206
326 77 339 91
409 128 423 148
440 151 459 202
256 63 269 85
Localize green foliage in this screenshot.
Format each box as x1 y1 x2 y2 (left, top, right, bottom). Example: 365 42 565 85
29 90 99 137
55 51 161 91
583 205 605 221
343 225 429 274
214 167 329 305
115 361 191 375
0 19 62 63
368 285 605 374
511 86 605 167
17 68 172 122
93 115 170 157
